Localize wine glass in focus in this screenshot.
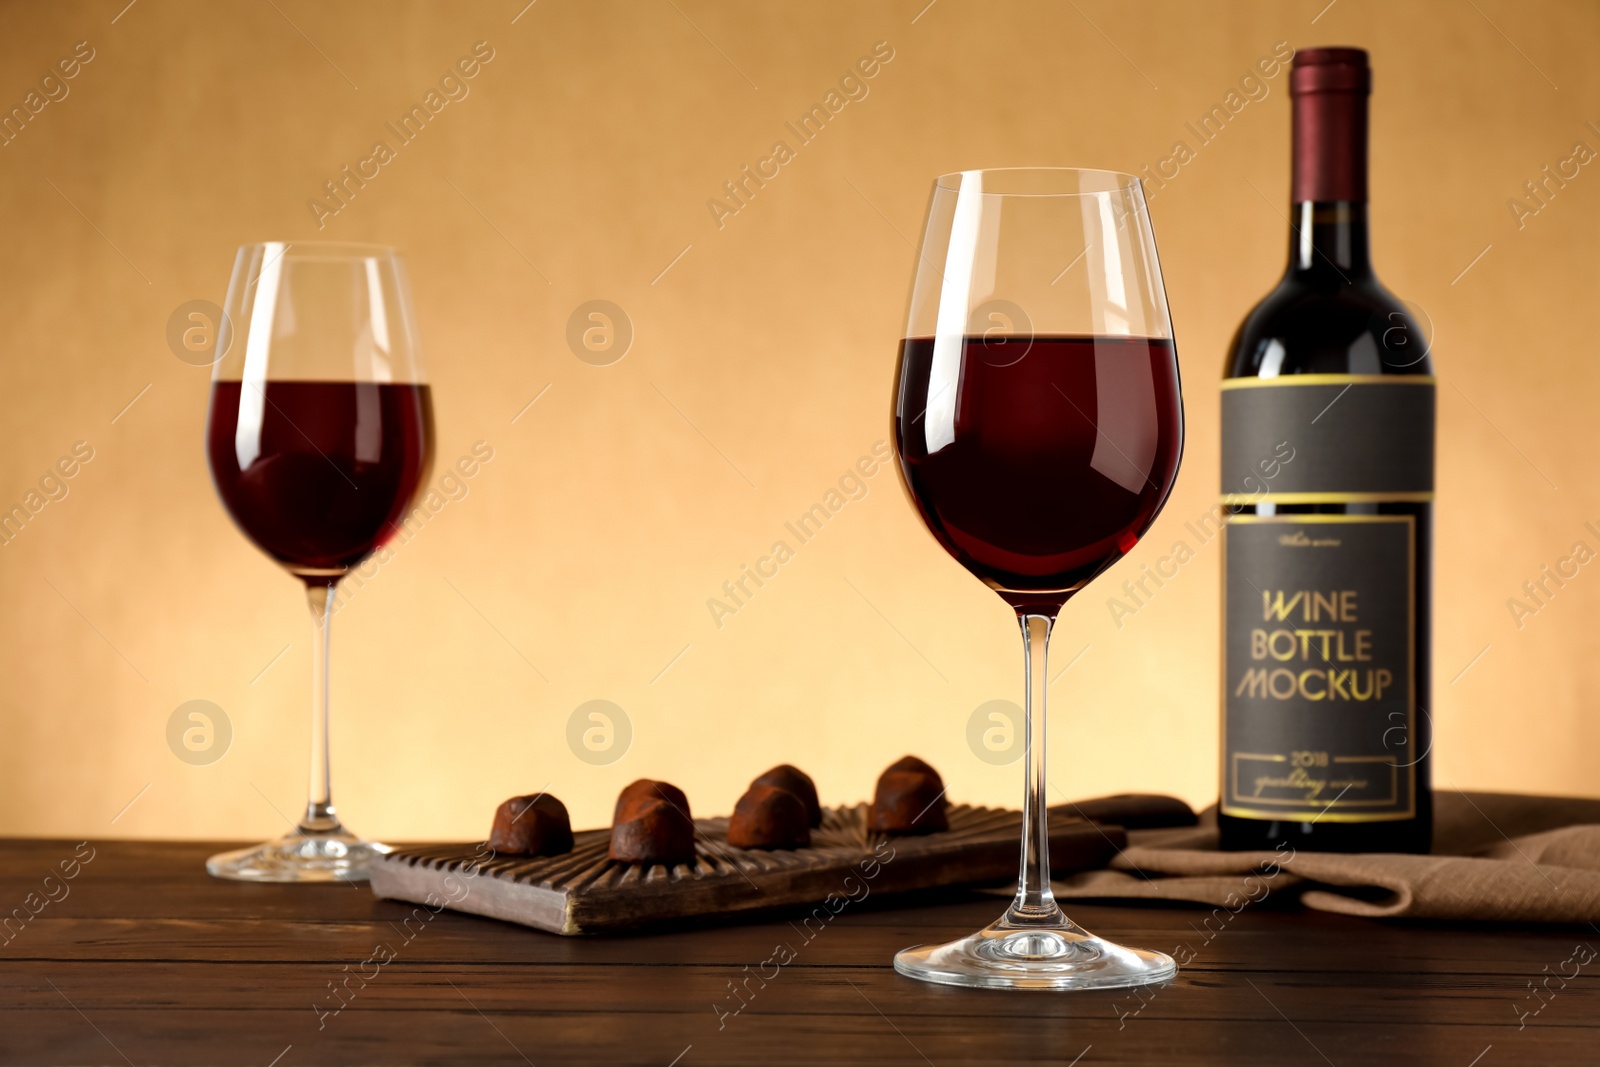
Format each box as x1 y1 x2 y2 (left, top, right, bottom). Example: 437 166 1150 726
891 169 1183 989
204 242 433 882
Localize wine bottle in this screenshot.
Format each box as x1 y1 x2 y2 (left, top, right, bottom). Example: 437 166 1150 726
1218 47 1434 853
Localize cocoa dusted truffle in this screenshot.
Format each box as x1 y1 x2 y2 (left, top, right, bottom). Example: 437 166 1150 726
727 784 811 850
613 779 690 822
751 764 821 828
869 755 949 834
488 793 575 856
885 755 939 778
609 780 696 867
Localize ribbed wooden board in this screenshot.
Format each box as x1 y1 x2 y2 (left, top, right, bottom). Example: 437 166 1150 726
370 801 1126 935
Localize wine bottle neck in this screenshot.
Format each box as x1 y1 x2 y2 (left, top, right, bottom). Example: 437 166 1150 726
1287 49 1371 282
1288 201 1372 279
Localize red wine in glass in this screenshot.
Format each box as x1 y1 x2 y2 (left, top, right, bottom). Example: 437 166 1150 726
207 381 433 579
896 335 1182 612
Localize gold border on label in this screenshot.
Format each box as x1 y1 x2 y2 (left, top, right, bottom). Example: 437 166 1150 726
1220 492 1434 505
1219 514 1418 823
1220 374 1437 391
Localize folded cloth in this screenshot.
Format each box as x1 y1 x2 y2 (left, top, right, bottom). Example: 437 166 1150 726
1053 791 1600 923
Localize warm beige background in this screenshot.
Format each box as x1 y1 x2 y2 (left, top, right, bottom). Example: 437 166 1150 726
0 0 1595 843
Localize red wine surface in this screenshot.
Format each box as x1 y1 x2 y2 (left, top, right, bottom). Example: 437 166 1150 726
207 381 432 577
894 335 1182 610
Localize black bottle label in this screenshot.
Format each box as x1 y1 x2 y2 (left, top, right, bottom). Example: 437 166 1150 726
1221 375 1435 502
1222 514 1416 822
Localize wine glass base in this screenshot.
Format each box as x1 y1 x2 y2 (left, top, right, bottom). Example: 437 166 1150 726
206 828 391 883
894 914 1177 991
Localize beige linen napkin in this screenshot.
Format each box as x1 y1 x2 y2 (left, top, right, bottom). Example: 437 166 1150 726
1053 792 1600 923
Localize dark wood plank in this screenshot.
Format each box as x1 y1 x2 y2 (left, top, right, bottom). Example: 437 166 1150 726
7 907 1596 976
2 960 1596 1023
1 840 1594 1065
371 803 1125 935
0 1006 1591 1067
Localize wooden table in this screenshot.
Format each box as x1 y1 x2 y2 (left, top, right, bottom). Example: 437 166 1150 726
2 840 1596 1065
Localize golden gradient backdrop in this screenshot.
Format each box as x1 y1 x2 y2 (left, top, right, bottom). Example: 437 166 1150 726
0 0 1595 842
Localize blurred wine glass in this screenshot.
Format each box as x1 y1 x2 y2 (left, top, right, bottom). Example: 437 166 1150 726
204 242 433 882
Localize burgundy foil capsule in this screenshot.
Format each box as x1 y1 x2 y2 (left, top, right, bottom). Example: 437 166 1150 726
1290 46 1371 204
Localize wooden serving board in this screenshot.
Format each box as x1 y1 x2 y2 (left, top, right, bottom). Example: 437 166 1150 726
370 801 1127 936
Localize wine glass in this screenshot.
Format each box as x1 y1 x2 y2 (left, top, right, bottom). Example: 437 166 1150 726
891 169 1184 989
204 242 433 882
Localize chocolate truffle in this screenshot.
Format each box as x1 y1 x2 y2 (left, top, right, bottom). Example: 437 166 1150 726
869 755 949 834
727 784 811 850
488 793 574 856
609 796 696 867
751 764 821 827
886 755 939 778
613 779 691 823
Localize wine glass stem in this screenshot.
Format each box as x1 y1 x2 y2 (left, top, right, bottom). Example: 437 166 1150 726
1006 612 1064 926
300 583 342 835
